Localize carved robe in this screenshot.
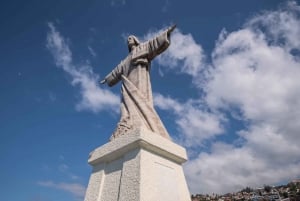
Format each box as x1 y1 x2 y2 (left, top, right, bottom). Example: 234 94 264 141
104 30 171 140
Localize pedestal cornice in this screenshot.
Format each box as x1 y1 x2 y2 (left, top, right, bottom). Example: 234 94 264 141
88 127 187 165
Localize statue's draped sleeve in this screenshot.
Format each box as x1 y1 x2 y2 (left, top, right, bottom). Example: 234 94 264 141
147 29 171 60
130 29 171 62
104 59 126 87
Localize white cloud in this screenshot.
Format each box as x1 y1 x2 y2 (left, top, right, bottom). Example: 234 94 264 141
154 94 224 147
142 27 205 78
246 1 300 51
46 23 119 113
38 181 86 199
156 29 206 77
57 163 80 181
182 1 300 194
185 141 300 194
88 46 97 57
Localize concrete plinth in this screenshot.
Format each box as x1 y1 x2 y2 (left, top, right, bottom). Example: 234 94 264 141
84 127 191 201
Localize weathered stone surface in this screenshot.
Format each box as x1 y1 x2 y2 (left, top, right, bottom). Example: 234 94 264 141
84 127 191 201
101 25 176 141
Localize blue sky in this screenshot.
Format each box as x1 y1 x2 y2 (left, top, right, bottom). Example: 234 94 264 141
1 0 300 200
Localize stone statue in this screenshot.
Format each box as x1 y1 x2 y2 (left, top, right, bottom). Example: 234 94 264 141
101 25 176 141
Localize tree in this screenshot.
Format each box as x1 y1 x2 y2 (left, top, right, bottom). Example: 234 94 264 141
282 192 289 198
264 185 272 193
241 187 253 193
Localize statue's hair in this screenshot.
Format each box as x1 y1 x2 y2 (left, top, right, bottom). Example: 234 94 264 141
128 35 140 52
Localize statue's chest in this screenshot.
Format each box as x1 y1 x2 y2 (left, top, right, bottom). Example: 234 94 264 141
128 45 150 76
131 44 148 60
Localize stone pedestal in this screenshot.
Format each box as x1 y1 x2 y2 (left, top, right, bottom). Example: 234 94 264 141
84 127 191 201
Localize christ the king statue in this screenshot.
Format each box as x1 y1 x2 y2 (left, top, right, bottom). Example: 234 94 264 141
100 25 176 141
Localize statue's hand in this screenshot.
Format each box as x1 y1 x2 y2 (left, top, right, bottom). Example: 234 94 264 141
167 24 176 35
100 79 106 84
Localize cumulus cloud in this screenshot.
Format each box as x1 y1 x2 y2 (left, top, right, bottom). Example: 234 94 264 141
88 46 97 57
157 29 206 77
149 1 300 194
143 27 206 78
46 23 119 113
184 2 300 194
154 93 224 147
185 140 300 194
246 1 300 51
38 181 86 199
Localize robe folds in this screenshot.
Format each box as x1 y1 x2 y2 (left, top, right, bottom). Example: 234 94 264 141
104 30 171 140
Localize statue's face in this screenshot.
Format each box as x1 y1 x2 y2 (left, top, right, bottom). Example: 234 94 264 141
127 36 136 50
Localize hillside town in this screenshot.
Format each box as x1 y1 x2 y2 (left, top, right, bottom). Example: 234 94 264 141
191 179 300 201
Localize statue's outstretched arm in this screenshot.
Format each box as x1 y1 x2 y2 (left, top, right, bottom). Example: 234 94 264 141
167 24 176 36
100 59 126 87
147 25 176 60
100 79 106 84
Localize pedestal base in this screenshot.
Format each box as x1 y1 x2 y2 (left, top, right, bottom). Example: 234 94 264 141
84 127 191 201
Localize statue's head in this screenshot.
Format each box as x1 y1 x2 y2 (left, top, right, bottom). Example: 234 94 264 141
127 35 140 52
